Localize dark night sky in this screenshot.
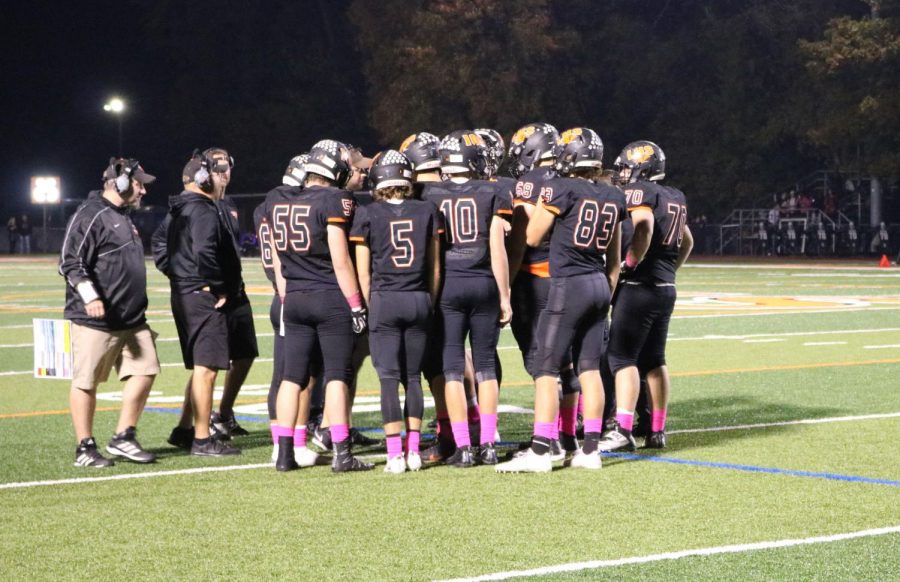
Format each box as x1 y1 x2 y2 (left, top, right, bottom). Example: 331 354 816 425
0 1 366 220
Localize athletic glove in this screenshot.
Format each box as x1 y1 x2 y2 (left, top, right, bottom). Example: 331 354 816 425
351 307 368 335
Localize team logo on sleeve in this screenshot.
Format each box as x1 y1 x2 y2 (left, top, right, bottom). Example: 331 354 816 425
341 198 354 217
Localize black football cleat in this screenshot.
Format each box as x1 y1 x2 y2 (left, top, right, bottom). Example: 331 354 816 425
332 454 374 473
191 438 241 457
167 426 195 449
275 436 299 472
445 446 474 468
644 430 667 449
477 443 498 465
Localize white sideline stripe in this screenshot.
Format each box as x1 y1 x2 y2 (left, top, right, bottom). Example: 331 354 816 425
686 264 891 271
673 306 900 320
670 327 900 342
743 338 784 344
668 411 900 435
0 463 272 490
1 411 898 490
0 343 32 348
803 341 847 346
438 526 900 582
864 344 900 349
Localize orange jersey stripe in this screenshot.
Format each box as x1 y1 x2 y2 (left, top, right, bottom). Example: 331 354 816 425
521 261 550 278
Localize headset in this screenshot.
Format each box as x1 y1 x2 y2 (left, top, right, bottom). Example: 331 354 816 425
190 148 234 190
105 158 141 194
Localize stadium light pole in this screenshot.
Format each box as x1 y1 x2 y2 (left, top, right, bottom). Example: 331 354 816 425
103 97 125 155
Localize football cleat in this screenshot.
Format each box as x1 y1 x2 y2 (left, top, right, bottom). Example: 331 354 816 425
294 446 320 467
559 433 579 454
167 425 194 449
191 438 241 457
332 453 375 473
596 424 637 452
445 445 474 468
106 427 156 464
549 439 566 462
406 451 423 472
644 431 667 449
569 448 603 470
311 425 332 451
384 455 407 475
275 437 299 472
74 437 114 468
495 449 552 473
210 411 250 440
350 428 380 447
477 443 499 465
422 439 456 463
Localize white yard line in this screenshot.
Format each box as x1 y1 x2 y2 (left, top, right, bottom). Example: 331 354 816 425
743 339 785 344
670 327 900 342
863 344 900 350
437 526 900 582
673 306 900 320
668 411 900 435
803 341 847 346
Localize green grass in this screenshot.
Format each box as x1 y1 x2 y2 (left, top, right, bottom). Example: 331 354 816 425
1 257 899 580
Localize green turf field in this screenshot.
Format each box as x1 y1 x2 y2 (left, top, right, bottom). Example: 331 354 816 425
1 257 898 581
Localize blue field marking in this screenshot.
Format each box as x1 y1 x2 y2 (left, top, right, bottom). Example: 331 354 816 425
604 452 900 487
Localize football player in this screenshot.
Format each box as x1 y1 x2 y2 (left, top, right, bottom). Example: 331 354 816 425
423 131 513 466
253 154 320 467
598 141 693 451
350 150 444 473
496 127 625 473
268 140 373 472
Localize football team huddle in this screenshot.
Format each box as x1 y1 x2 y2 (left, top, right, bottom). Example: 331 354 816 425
255 123 693 474
59 122 692 474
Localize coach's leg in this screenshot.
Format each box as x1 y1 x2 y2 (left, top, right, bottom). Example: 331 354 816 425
220 357 253 419
191 365 218 440
177 377 193 429
70 386 97 444
116 374 154 434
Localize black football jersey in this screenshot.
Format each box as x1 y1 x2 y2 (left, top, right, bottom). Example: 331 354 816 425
541 177 626 278
353 190 374 207
513 167 556 273
423 180 512 278
255 185 305 290
621 180 688 284
349 199 444 292
266 185 355 292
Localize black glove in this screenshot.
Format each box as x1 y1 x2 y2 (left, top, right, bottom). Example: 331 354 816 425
620 260 635 279
351 307 368 335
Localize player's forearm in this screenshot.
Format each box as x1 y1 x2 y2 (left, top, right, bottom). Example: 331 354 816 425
627 220 653 263
506 209 529 283
354 245 371 305
427 237 441 304
675 225 694 271
491 225 511 302
606 224 622 291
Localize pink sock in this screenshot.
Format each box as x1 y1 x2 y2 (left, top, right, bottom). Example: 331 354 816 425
533 421 556 440
450 421 471 448
652 410 667 432
583 418 604 435
406 430 420 454
467 403 481 424
577 393 584 416
616 410 634 432
386 435 403 458
551 415 560 440
480 413 497 445
331 424 349 444
273 425 293 439
293 426 307 447
560 406 578 436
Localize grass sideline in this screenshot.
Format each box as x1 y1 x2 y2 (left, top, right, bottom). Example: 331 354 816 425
0 257 898 580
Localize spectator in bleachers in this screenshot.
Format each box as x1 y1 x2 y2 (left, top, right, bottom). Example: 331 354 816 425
6 216 17 253
17 215 32 254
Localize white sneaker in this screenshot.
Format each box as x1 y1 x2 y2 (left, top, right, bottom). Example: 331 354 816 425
294 446 319 467
384 455 407 474
495 449 552 473
271 442 279 463
570 448 602 470
406 451 422 472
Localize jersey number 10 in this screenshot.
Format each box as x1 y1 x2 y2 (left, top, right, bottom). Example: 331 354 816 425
439 198 478 244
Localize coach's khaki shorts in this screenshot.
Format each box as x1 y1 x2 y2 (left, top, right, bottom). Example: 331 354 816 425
71 323 161 390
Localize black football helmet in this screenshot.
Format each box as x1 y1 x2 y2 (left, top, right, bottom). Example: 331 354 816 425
553 128 604 175
613 140 666 184
304 140 351 187
282 153 309 187
399 132 441 172
474 128 505 178
439 130 487 176
370 149 414 190
507 122 559 178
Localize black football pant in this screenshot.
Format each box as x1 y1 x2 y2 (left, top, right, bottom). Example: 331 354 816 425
607 283 676 375
439 276 500 383
282 290 353 387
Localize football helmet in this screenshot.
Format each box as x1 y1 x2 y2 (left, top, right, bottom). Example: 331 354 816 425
507 122 559 178
304 140 351 188
370 149 414 190
439 130 487 176
399 132 441 172
282 153 309 187
554 127 604 175
474 128 505 178
613 140 666 184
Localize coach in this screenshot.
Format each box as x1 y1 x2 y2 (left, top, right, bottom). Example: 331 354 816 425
60 158 160 468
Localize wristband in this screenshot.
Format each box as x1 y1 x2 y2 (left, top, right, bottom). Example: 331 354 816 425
347 291 363 310
625 252 639 269
76 281 100 304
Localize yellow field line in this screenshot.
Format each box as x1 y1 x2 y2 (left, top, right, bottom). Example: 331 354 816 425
2 358 898 419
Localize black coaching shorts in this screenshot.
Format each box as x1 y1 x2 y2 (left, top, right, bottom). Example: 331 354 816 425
171 290 258 371
607 283 677 374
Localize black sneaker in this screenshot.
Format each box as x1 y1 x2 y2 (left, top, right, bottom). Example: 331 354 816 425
74 437 114 468
422 438 456 463
191 438 241 457
445 445 474 468
350 428 380 447
644 430 667 449
167 426 194 449
311 425 332 451
633 421 652 439
331 453 375 473
275 436 299 472
106 427 156 464
210 412 250 440
477 443 498 465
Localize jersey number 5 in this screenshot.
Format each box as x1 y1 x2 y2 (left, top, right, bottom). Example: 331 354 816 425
389 220 415 268
272 203 312 252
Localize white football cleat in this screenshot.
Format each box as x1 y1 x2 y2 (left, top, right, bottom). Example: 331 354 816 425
294 446 319 467
384 454 407 474
406 451 422 472
569 448 602 470
495 449 552 473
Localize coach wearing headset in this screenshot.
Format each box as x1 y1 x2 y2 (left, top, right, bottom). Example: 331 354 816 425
165 148 258 458
60 158 160 468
